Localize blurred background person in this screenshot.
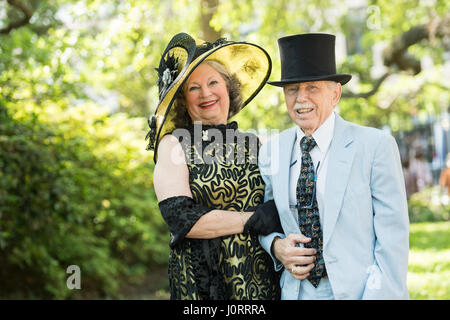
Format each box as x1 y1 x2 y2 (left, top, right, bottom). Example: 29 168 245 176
402 157 418 199
409 149 433 192
439 153 450 196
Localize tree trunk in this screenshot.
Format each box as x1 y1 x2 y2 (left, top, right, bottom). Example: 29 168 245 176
0 0 35 34
200 0 222 42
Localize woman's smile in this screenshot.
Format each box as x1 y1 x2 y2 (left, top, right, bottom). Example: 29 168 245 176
199 99 218 109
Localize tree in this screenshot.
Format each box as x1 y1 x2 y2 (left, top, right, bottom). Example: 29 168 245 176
343 12 450 99
0 0 167 299
5 0 447 129
0 0 35 34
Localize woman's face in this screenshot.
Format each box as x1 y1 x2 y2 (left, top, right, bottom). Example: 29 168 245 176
183 62 230 125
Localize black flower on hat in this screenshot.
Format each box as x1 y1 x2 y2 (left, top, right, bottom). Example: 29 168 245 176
194 38 230 57
155 53 180 100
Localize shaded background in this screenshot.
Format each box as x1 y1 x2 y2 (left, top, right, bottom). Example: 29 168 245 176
0 0 449 299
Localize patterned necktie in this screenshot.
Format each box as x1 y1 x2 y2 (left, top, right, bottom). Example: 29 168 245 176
296 136 324 288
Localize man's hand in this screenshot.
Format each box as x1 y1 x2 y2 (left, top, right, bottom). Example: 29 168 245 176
272 234 316 280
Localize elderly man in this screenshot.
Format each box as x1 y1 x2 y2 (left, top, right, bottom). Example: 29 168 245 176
259 33 409 300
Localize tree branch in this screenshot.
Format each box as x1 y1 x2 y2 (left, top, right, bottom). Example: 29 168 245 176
343 13 450 99
0 0 34 34
383 13 450 74
342 71 392 98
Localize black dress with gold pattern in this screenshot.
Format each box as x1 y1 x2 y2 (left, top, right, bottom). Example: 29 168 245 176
158 122 280 300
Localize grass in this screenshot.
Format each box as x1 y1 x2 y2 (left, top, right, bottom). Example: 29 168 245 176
408 221 450 300
139 221 450 300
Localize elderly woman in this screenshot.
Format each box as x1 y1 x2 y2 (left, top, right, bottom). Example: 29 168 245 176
146 33 281 300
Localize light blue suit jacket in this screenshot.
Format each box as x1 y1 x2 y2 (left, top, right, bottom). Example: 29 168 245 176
259 114 409 300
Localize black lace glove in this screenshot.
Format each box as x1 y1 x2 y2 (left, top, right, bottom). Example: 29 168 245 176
159 196 214 248
243 200 283 235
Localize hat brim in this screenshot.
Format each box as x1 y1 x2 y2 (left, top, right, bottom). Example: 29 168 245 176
267 73 352 86
153 41 271 162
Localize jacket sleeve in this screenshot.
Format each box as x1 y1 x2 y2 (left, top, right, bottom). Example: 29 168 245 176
258 140 285 272
362 133 410 299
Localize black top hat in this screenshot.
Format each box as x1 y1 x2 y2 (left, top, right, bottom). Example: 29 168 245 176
268 33 351 86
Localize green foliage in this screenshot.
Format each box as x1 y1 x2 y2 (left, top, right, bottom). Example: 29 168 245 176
408 187 450 223
212 0 450 130
0 103 169 298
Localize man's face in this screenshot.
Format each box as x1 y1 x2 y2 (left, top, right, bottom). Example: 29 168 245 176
283 80 342 136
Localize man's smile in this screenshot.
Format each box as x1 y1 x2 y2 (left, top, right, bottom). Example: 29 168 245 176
293 103 315 116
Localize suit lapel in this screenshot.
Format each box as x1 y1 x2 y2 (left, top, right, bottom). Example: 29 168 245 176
323 115 355 247
273 127 300 234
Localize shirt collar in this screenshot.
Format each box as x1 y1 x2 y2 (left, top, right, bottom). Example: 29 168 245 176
296 111 335 154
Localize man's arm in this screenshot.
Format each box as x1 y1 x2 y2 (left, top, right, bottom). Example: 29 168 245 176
362 133 409 299
257 140 284 270
257 141 316 277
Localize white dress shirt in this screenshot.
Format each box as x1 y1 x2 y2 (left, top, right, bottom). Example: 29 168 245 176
289 112 335 225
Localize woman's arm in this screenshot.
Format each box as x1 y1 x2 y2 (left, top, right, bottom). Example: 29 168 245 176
187 209 251 239
153 134 252 239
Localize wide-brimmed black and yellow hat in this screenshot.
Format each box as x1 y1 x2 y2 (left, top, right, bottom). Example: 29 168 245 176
145 32 272 162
